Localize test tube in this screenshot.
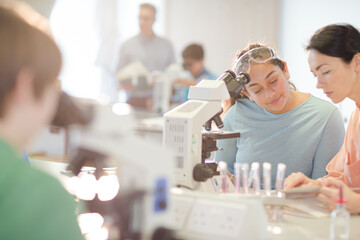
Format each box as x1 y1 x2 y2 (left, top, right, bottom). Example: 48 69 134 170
275 163 286 195
218 161 228 193
251 162 260 195
263 162 272 196
234 162 241 193
241 163 249 194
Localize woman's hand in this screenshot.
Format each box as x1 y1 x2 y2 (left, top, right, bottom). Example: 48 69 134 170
284 172 320 190
318 178 360 214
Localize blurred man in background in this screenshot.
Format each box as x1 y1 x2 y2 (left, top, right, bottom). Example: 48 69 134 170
116 3 175 109
117 3 175 72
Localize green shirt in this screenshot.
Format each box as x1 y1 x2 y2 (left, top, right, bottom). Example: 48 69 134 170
0 139 84 240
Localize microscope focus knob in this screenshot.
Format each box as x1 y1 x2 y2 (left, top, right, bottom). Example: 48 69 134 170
193 163 215 182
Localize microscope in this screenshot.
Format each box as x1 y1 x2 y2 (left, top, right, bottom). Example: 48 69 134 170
52 94 177 240
163 72 270 240
163 70 250 191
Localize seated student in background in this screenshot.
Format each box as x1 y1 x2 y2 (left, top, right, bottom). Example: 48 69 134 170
178 43 217 85
0 6 83 240
215 43 345 188
284 24 360 214
172 43 217 103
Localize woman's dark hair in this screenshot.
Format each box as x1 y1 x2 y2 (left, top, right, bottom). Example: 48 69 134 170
306 24 360 63
232 43 296 99
0 7 61 117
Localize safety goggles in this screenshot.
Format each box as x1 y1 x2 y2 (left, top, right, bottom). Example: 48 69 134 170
232 46 278 74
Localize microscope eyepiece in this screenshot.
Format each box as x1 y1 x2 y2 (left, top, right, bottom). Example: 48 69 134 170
236 72 250 85
218 70 250 98
217 70 236 85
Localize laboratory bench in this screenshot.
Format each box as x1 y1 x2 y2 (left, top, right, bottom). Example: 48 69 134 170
268 213 360 240
176 215 360 240
134 109 164 143
29 157 360 240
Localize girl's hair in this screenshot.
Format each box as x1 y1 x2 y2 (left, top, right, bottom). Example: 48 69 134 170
232 43 295 99
0 7 61 117
306 24 360 63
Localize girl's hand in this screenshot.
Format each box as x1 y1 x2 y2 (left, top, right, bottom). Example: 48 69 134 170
319 177 360 214
284 172 320 190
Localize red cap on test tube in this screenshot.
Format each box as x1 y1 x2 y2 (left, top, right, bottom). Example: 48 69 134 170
335 184 347 204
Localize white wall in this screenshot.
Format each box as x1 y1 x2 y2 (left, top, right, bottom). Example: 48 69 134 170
165 0 280 76
280 0 360 124
50 0 165 100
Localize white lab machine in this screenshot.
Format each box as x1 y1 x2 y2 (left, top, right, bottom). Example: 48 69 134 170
152 64 188 114
152 72 172 114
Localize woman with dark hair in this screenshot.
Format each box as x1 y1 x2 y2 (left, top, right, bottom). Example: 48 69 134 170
215 43 345 188
284 24 360 214
0 6 83 239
